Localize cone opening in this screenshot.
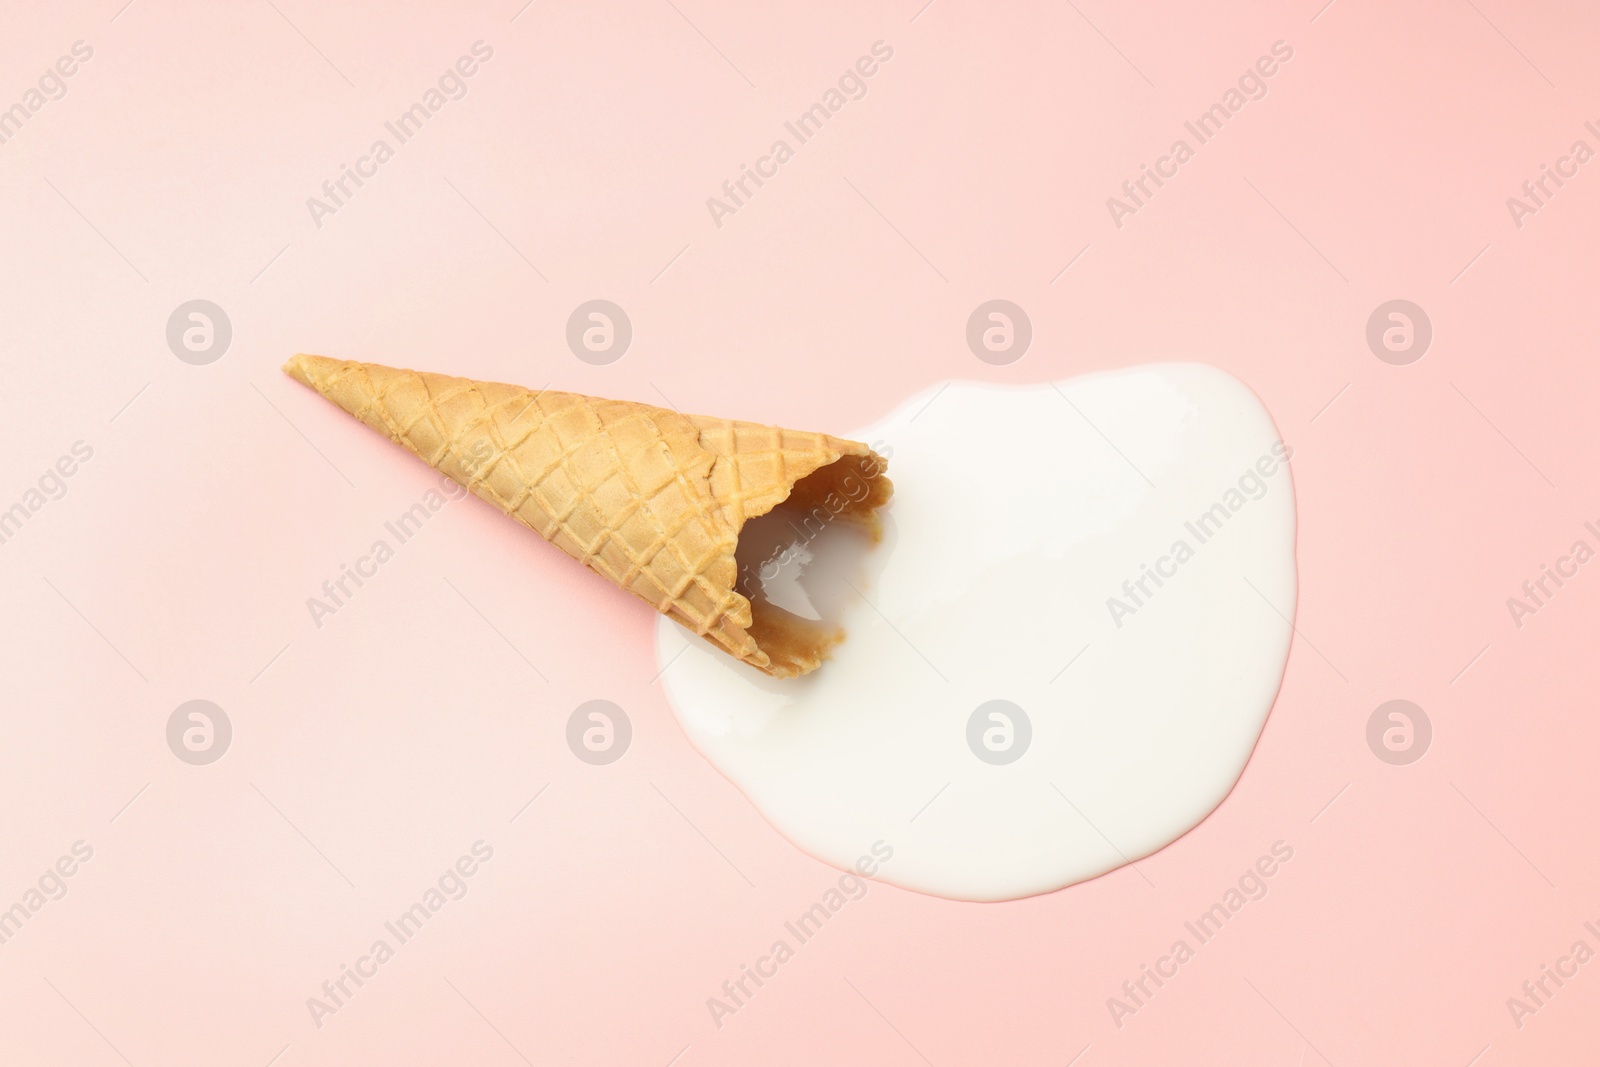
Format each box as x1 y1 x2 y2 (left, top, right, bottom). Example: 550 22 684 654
731 452 892 678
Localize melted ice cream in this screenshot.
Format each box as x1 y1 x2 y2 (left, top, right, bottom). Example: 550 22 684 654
656 364 1296 901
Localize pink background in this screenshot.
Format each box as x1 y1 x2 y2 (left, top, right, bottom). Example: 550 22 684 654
1 0 1596 1063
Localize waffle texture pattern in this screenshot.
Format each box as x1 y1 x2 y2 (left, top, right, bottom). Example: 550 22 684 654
283 354 886 676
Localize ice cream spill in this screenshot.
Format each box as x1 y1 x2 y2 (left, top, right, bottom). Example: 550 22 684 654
656 364 1296 902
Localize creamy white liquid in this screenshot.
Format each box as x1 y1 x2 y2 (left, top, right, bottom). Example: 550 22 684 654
656 364 1296 901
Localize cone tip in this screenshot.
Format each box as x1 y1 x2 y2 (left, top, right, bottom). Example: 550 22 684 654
282 353 327 388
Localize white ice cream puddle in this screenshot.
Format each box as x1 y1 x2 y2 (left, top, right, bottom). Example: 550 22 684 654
656 363 1296 901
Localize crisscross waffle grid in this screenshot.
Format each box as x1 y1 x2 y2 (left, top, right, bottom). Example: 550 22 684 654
283 355 883 675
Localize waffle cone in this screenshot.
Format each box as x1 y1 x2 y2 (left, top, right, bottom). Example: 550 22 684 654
283 354 891 677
